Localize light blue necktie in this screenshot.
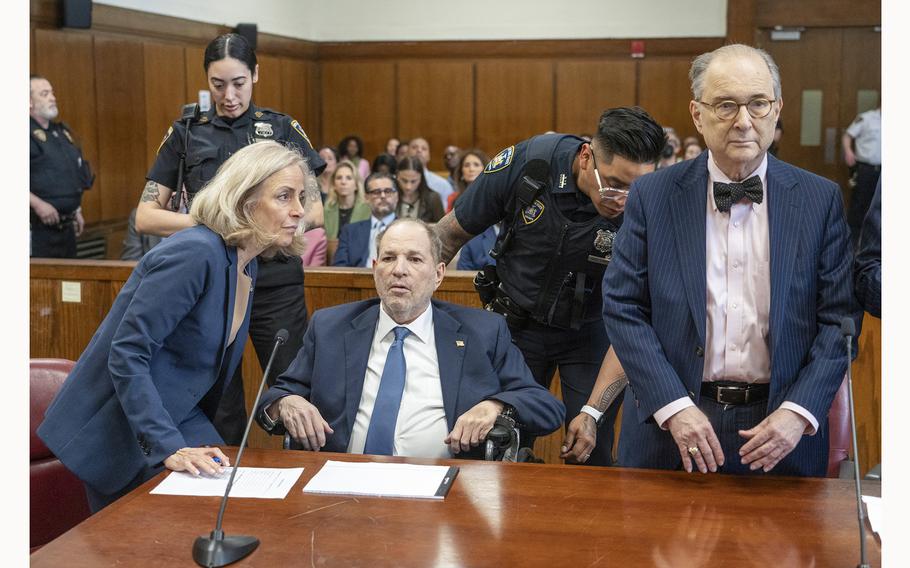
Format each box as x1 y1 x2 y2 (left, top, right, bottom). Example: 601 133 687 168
363 326 411 455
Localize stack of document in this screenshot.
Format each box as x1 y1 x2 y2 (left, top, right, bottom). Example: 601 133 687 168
303 460 459 499
151 467 304 499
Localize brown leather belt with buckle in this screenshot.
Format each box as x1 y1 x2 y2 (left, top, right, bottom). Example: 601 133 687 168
700 381 770 405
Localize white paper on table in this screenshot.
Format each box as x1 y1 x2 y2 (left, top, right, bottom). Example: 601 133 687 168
862 495 883 540
303 460 458 499
150 467 304 499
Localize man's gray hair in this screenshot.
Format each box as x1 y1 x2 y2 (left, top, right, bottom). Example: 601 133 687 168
689 44 782 101
375 218 443 264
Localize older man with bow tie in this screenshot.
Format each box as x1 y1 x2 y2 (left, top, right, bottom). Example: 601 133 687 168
602 44 862 477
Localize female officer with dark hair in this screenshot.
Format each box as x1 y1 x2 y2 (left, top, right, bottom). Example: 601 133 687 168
136 33 325 444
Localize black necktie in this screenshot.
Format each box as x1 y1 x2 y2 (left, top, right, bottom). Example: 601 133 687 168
713 175 764 212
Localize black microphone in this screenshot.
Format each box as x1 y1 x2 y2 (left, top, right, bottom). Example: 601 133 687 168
192 328 290 568
841 317 870 568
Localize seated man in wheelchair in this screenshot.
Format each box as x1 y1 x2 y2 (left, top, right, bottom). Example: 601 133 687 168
255 219 564 460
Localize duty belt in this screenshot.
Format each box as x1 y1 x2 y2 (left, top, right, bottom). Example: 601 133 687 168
700 381 770 405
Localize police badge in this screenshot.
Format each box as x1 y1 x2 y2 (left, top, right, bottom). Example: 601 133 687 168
589 228 615 266
254 122 274 138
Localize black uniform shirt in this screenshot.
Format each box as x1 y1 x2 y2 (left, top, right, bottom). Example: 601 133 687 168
453 135 596 236
30 117 93 214
146 103 325 288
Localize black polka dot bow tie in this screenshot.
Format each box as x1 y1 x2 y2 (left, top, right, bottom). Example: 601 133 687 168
712 175 764 212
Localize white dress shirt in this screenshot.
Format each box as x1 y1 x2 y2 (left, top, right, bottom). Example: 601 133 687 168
347 302 451 458
366 212 396 266
654 152 818 434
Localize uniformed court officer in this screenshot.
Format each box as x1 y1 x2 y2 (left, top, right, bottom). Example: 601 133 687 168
136 33 325 444
435 107 665 466
842 106 881 244
30 74 94 258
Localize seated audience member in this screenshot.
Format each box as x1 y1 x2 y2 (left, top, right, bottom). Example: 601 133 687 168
302 227 328 267
682 140 703 160
317 146 339 202
333 172 399 267
395 139 410 162
396 156 445 222
372 153 398 177
324 159 370 240
408 137 454 204
854 178 881 318
457 223 500 271
257 218 565 457
657 126 681 169
120 207 162 260
443 145 461 187
37 141 315 512
385 137 400 158
338 134 370 181
447 148 489 212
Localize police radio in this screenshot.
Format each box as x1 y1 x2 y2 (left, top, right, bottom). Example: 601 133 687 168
171 103 201 211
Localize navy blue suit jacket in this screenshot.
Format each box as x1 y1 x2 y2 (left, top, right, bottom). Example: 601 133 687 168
456 225 498 271
333 219 371 267
854 178 881 318
602 153 862 476
257 299 565 453
38 225 255 493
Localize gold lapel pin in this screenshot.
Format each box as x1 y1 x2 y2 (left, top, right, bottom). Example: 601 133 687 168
455 340 465 347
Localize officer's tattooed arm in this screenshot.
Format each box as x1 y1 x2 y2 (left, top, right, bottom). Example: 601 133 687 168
560 347 628 463
435 210 476 265
135 180 194 237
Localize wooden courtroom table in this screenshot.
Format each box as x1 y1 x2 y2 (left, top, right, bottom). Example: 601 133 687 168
31 448 880 567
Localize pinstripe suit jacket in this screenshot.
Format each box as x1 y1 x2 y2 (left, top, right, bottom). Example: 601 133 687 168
602 152 863 476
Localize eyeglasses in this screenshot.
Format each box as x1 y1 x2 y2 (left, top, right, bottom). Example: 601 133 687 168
696 98 777 121
589 144 629 200
366 188 398 196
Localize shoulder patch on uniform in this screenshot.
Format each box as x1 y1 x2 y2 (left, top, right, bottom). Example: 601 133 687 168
33 129 46 143
290 120 312 147
521 199 545 225
485 146 515 174
156 126 173 155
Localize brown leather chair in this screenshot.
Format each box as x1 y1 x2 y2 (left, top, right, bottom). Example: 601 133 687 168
826 377 852 478
30 358 91 552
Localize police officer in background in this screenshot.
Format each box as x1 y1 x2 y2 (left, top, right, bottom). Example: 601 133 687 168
30 75 94 258
435 107 665 466
136 33 325 444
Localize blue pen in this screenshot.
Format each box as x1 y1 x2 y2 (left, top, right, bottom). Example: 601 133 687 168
213 457 222 464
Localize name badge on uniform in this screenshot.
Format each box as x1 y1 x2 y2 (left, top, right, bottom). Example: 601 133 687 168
254 122 274 138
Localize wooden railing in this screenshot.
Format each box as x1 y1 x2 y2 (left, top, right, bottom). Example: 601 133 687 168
30 260 881 473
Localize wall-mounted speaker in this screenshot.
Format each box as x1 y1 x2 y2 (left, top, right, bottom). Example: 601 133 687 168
234 23 258 52
61 0 92 29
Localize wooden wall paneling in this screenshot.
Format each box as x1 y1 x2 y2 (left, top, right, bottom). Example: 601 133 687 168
279 58 317 137
29 279 110 360
852 314 881 475
727 0 758 45
397 60 475 167
254 54 284 111
94 36 148 222
184 46 207 105
756 0 881 28
33 29 101 223
555 59 637 137
320 61 396 158
637 57 698 139
838 27 881 133
143 42 187 172
475 60 555 157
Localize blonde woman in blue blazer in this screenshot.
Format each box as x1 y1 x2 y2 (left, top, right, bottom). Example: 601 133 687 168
38 141 318 511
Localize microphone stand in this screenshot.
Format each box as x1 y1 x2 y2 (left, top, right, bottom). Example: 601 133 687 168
842 318 870 568
192 329 288 567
